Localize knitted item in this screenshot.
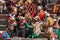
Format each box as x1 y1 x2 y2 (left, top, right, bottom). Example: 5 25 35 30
39 10 44 21
33 22 41 36
26 3 37 17
2 32 10 38
25 22 29 30
52 32 57 38
29 33 38 38
54 29 60 39
0 31 10 39
53 4 58 14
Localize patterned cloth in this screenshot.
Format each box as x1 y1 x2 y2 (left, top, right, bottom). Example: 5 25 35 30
6 0 15 6
32 22 41 36
53 4 58 14
39 10 44 21
0 31 10 38
54 29 60 39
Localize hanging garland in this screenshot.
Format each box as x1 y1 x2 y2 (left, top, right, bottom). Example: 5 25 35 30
26 3 37 17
